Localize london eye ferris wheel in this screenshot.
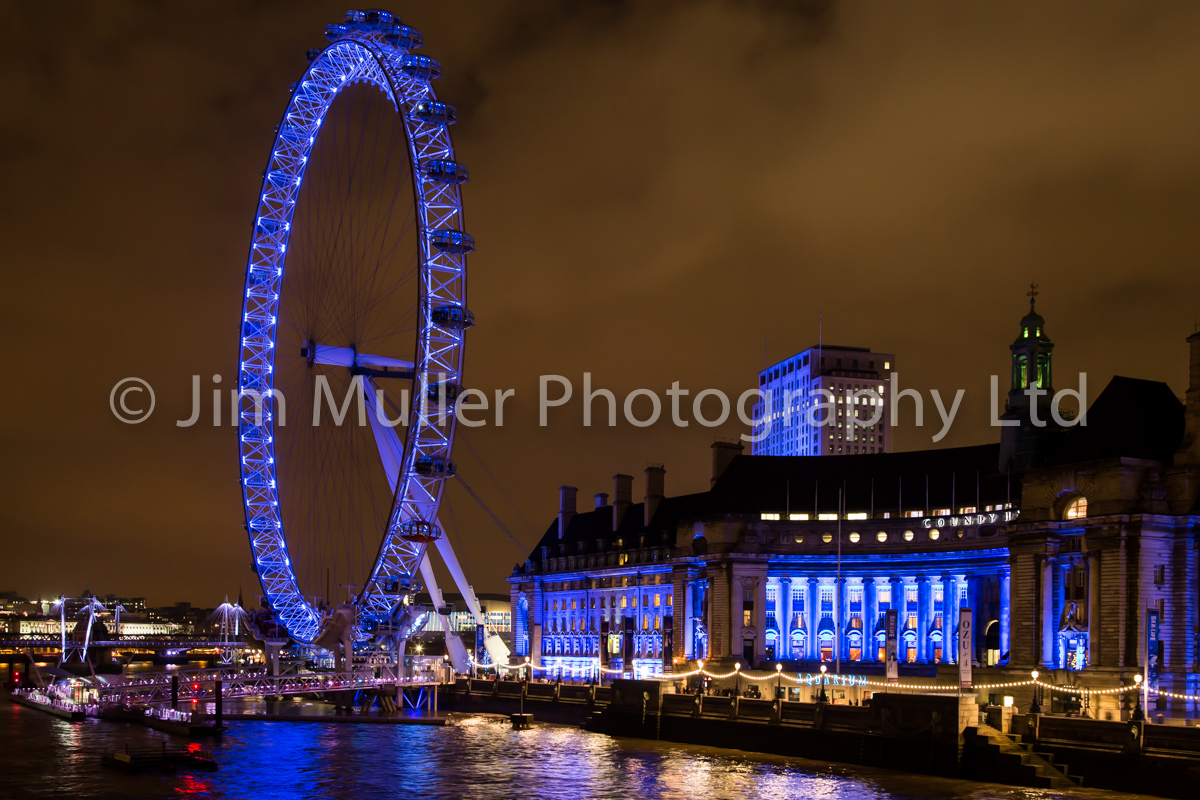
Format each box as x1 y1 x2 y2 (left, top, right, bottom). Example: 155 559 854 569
236 9 502 668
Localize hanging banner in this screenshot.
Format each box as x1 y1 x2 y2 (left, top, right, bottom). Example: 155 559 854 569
958 607 973 687
1146 609 1160 697
885 609 899 683
662 616 674 670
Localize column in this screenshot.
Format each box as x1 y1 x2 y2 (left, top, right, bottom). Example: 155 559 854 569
1041 556 1056 668
890 576 903 663
532 577 544 665
1087 551 1101 667
807 578 819 661
684 580 695 660
780 576 793 661
863 577 877 662
731 575 744 661
968 575 983 664
1000 568 1011 662
835 576 846 664
941 574 955 664
917 576 931 663
754 578 767 666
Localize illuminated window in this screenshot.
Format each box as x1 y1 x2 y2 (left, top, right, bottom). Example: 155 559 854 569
789 513 809 520
904 530 914 541
1065 496 1087 520
818 513 838 521
822 533 833 543
760 512 781 521
743 609 752 626
929 530 940 541
846 512 867 520
620 596 627 608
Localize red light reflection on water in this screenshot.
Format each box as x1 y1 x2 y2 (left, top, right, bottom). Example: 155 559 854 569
174 774 212 795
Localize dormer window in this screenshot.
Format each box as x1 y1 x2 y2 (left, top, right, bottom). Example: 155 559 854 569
1064 496 1087 520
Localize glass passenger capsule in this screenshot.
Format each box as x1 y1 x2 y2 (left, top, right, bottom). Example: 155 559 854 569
430 229 474 253
413 457 457 478
431 305 475 330
385 25 423 49
395 520 443 543
423 160 469 184
413 99 456 126
400 55 442 80
426 382 462 402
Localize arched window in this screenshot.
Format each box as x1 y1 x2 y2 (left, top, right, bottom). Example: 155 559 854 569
1015 355 1028 389
1065 495 1087 520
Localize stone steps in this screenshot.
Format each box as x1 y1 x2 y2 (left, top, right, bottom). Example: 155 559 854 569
965 724 1081 789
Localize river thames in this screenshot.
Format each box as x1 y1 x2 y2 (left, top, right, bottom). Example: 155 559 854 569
0 698 1163 800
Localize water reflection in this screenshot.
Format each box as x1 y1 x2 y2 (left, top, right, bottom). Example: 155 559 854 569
0 689 1165 800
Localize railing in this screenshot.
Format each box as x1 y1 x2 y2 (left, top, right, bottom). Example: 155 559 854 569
12 688 98 717
98 666 269 689
97 670 448 705
0 636 252 649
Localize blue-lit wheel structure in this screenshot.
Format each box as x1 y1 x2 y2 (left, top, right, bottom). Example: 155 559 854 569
237 10 474 645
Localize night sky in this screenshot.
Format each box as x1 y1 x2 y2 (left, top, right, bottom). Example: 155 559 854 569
3 1 1198 606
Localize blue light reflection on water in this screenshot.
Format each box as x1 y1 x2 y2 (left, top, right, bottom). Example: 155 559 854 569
0 699 1160 800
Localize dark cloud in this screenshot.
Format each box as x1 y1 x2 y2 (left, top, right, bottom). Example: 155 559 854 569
2 1 1197 604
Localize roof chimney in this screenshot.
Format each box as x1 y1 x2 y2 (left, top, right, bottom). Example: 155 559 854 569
594 492 609 509
711 440 744 487
1177 331 1200 465
612 474 633 531
558 486 577 539
644 464 665 526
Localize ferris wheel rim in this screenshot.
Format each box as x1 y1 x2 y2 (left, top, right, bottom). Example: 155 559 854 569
237 22 470 645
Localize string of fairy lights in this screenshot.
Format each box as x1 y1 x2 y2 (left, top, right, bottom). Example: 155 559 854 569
464 656 1200 701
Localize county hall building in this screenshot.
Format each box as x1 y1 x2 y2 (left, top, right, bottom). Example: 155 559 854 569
508 302 1200 720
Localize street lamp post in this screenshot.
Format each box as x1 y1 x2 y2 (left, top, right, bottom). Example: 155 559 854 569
1132 673 1145 721
775 662 783 700
1030 670 1041 714
520 656 531 715
818 664 828 704
734 663 741 697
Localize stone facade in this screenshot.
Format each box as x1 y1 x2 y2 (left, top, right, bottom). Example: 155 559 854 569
508 326 1200 719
